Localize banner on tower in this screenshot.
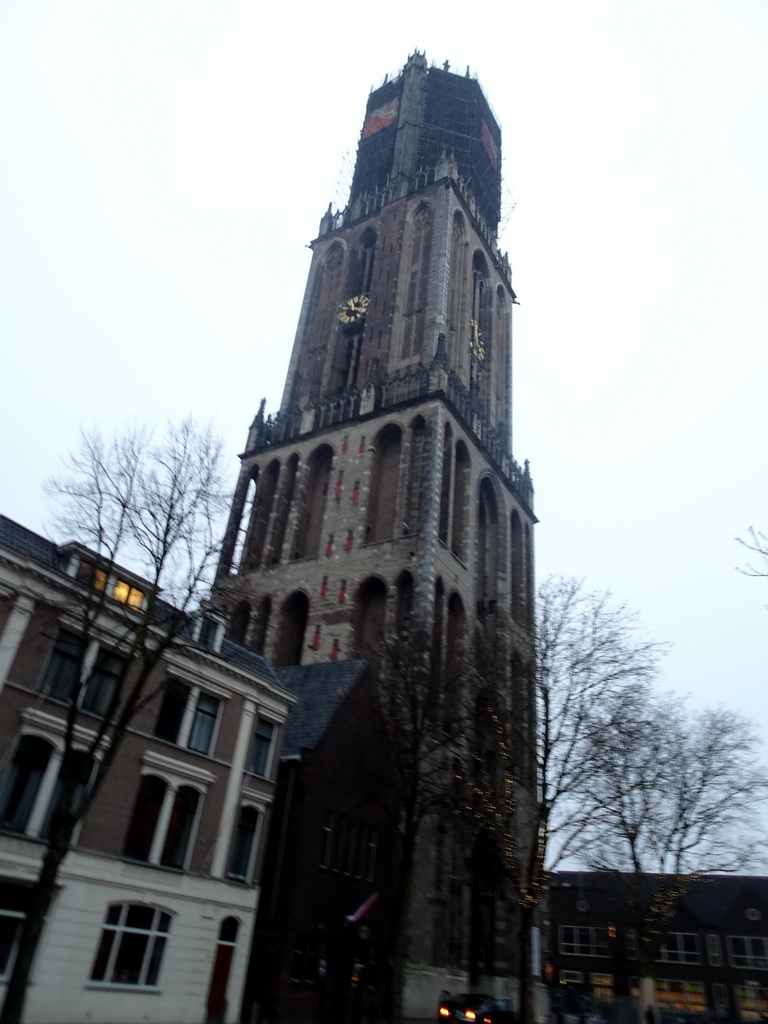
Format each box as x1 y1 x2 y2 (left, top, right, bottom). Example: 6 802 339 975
362 98 399 139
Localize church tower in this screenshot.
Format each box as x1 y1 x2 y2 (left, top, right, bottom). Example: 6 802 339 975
218 52 535 669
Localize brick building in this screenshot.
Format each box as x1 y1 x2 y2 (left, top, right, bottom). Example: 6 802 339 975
0 515 294 1024
547 871 768 1021
214 54 538 1014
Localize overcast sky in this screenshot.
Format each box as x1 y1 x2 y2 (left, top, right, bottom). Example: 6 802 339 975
2 1 767 752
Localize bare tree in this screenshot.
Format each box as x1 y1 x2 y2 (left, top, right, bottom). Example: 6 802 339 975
1 420 230 1024
585 695 768 1006
737 526 768 578
371 623 473 1024
473 576 667 1024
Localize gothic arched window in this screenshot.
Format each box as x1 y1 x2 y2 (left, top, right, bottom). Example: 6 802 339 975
366 425 402 542
447 211 467 363
293 445 333 559
353 577 387 658
477 477 499 617
245 459 280 570
451 441 470 559
402 204 434 359
274 591 309 668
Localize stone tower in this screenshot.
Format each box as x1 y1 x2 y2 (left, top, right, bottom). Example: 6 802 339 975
218 52 535 671
218 54 537 1007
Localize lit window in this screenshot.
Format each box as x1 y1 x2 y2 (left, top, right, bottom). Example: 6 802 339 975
112 579 144 609
736 984 768 1021
655 980 706 1014
0 736 53 833
90 903 171 987
249 720 275 776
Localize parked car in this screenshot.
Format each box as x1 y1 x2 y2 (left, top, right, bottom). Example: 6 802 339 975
438 993 517 1024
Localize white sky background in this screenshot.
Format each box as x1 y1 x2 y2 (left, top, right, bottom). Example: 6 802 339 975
2 2 767 748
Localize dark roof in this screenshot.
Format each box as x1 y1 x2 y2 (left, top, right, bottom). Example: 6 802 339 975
552 870 768 928
277 660 368 757
0 513 282 688
0 515 65 571
221 637 282 687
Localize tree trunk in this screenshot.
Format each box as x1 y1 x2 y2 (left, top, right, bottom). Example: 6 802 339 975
517 903 535 1024
386 816 418 1024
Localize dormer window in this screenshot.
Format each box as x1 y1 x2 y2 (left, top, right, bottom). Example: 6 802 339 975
86 566 145 609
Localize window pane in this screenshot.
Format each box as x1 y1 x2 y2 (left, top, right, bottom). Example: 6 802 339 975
154 682 190 743
125 905 155 930
90 928 114 982
40 630 81 702
0 737 52 832
124 776 166 861
111 930 148 984
160 787 199 868
228 807 258 881
82 650 124 717
249 721 274 776
144 935 166 986
188 694 220 754
90 904 172 987
0 913 23 978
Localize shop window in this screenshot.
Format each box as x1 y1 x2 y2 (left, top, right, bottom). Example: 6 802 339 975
90 903 171 986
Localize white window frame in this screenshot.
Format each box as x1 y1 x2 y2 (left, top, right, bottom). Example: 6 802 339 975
248 718 277 778
154 680 223 756
656 931 701 964
559 925 609 957
707 932 723 966
728 935 768 969
38 629 124 719
2 710 103 839
88 903 171 988
126 752 214 870
226 801 266 884
0 909 25 980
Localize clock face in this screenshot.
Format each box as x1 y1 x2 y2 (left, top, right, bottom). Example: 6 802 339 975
469 318 486 360
339 295 369 325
